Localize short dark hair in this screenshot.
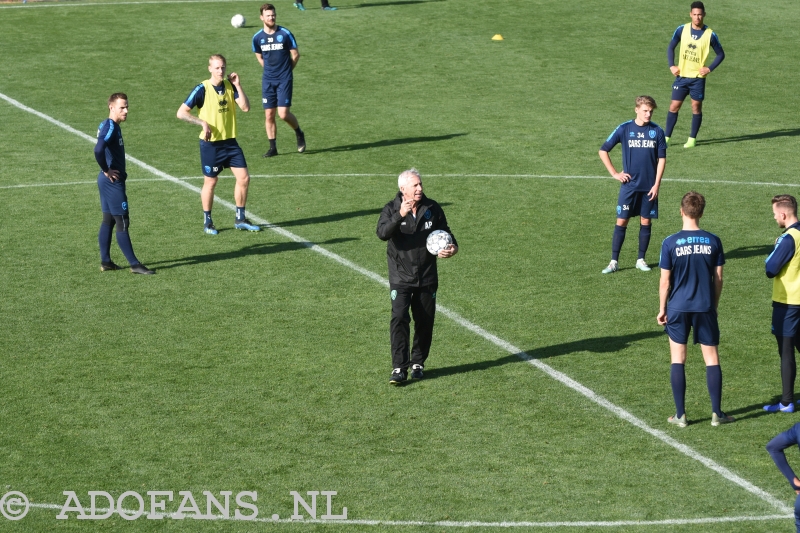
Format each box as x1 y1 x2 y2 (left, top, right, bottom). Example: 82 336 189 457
260 3 275 14
773 195 798 216
108 93 127 105
681 191 706 219
690 1 705 12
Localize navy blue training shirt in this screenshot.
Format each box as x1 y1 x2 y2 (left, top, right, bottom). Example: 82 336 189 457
94 118 126 179
659 229 725 313
600 120 666 192
252 26 297 81
766 422 800 490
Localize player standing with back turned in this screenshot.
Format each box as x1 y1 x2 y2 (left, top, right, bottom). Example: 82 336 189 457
665 1 725 149
599 96 666 274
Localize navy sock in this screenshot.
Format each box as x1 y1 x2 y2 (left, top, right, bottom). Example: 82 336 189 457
638 224 652 260
116 231 140 266
204 211 213 226
671 363 686 418
236 206 246 221
611 225 627 261
99 221 114 264
690 113 703 138
706 364 722 416
665 111 678 137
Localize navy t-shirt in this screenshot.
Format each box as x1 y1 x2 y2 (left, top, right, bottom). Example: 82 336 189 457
94 118 126 179
252 26 297 81
600 120 667 192
659 229 725 313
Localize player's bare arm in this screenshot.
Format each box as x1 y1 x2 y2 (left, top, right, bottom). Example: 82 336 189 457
177 103 211 141
713 265 723 309
657 268 671 325
227 73 250 112
254 53 264 68
648 157 666 200
599 150 631 183
290 49 300 69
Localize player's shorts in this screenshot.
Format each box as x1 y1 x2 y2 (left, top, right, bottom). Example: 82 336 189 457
665 309 720 346
97 172 129 215
772 304 800 337
671 76 706 102
262 78 293 109
199 138 247 177
616 188 658 220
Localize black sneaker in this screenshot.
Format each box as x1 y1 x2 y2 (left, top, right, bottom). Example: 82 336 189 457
100 261 122 272
130 263 155 275
410 364 424 379
296 129 306 153
262 147 278 158
389 368 407 386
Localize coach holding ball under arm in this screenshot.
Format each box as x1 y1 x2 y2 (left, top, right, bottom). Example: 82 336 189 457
377 169 458 386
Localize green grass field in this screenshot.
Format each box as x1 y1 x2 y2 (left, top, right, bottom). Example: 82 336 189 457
2 0 800 531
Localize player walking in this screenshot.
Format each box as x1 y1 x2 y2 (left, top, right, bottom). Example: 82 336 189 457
658 191 733 427
177 54 260 235
253 3 306 158
95 93 155 275
599 96 666 274
665 1 725 149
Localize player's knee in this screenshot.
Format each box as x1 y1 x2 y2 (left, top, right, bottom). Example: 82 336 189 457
102 212 115 227
113 214 130 233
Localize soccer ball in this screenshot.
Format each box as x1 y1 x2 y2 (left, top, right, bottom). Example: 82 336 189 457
231 14 245 28
426 230 453 256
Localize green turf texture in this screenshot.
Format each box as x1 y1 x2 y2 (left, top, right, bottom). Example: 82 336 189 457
2 0 800 531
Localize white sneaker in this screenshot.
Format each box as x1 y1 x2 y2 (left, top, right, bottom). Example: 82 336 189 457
601 260 618 274
635 259 651 272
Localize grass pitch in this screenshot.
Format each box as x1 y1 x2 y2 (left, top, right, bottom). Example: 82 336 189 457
2 0 800 531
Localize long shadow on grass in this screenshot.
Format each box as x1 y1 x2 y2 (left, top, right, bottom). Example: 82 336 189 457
721 399 779 422
271 203 451 228
421 331 662 381
725 244 774 260
698 128 800 146
337 0 445 9
150 238 357 269
303 133 466 154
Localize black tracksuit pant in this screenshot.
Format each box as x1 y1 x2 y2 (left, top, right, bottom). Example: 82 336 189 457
390 284 437 370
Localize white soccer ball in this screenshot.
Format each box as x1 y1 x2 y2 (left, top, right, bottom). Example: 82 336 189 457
231 14 245 28
426 230 453 256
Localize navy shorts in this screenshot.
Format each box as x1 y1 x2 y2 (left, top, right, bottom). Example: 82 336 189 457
665 310 720 346
97 172 129 216
616 189 658 219
262 78 293 109
671 76 706 102
772 304 800 337
199 139 247 177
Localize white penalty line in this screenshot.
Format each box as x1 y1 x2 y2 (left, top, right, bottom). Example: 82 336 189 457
23 503 793 527
1 90 793 519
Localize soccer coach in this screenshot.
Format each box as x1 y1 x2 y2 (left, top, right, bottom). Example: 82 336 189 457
377 169 458 386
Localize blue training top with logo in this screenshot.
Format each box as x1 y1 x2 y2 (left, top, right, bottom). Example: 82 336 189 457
252 26 297 81
659 229 725 313
94 118 126 180
600 120 667 193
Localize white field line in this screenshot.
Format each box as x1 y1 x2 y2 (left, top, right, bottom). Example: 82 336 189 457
0 90 793 520
0 0 245 9
23 503 793 527
4 173 800 190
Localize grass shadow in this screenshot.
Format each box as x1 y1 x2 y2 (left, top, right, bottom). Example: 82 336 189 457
151 237 357 269
304 133 467 154
698 128 800 146
725 244 774 260
336 0 445 9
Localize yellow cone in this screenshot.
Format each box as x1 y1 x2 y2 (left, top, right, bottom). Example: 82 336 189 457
492 34 504 41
